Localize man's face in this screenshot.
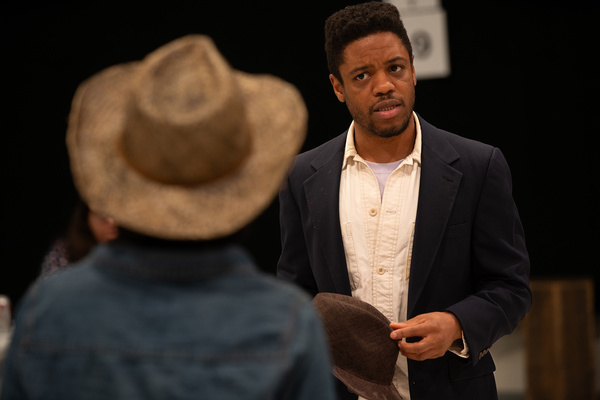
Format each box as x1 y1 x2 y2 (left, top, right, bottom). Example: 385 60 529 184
330 32 416 139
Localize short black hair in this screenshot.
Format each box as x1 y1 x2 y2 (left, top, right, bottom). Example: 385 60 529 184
325 2 413 83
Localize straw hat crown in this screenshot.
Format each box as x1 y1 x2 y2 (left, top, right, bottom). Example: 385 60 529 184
121 36 250 185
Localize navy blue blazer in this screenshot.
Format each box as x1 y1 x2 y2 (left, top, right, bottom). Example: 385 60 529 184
277 115 531 400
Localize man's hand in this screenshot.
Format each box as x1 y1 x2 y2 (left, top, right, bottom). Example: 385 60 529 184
389 312 462 361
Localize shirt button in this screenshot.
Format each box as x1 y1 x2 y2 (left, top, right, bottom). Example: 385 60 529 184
369 208 378 216
377 266 386 275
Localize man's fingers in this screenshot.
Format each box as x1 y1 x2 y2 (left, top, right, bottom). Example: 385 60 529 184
390 328 409 340
390 324 425 340
390 312 462 360
399 339 446 361
398 340 427 360
389 322 406 329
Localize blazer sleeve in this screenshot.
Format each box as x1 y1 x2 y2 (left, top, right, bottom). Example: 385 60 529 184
445 147 532 364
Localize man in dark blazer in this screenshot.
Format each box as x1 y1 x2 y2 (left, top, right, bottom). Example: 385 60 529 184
277 2 531 400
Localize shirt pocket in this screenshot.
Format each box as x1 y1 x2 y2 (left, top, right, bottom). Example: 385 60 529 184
341 222 361 291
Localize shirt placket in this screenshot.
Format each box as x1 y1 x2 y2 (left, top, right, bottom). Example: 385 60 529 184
376 167 405 321
368 168 403 322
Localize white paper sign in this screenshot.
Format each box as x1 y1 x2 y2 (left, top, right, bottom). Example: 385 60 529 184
389 0 441 10
385 0 451 79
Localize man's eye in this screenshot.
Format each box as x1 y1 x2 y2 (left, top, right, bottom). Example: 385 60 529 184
390 65 403 72
355 73 367 81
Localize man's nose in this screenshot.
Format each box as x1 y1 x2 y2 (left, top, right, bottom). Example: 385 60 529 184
372 72 394 96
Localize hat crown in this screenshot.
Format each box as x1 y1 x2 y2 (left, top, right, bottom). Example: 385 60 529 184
313 293 402 399
331 301 397 383
121 36 250 186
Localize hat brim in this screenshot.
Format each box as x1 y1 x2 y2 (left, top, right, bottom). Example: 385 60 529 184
335 367 403 400
67 63 306 240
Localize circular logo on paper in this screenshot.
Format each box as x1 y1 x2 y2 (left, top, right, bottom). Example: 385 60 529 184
411 30 432 59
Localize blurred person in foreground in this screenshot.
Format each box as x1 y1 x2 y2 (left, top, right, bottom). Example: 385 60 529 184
40 197 119 278
1 35 336 400
277 2 531 399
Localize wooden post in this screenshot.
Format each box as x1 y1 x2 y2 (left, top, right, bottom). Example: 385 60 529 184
524 278 596 400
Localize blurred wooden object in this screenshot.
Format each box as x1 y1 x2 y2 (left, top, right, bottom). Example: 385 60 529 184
524 278 596 400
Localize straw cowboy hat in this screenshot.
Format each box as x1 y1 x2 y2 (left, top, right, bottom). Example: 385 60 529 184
313 293 403 400
66 35 307 240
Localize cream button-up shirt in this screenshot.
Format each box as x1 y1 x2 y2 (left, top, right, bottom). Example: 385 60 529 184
339 114 422 399
339 114 469 399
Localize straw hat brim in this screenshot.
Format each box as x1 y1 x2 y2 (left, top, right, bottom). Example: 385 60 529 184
67 62 307 240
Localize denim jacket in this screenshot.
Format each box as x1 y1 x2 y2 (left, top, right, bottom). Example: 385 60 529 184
1 242 336 400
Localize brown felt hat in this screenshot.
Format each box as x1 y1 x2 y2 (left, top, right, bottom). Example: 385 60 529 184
66 35 307 240
312 293 403 400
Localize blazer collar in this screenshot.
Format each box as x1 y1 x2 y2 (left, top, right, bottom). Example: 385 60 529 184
310 132 347 171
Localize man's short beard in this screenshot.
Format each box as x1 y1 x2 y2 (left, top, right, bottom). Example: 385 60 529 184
368 116 412 138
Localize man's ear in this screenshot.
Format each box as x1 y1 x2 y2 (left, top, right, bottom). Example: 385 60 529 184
329 74 345 103
411 56 417 87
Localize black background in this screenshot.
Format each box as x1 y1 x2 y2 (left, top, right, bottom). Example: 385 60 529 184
2 1 599 311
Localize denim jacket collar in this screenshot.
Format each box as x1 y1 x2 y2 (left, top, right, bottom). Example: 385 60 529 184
90 241 254 282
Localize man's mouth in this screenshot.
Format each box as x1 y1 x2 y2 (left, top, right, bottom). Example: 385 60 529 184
372 99 402 117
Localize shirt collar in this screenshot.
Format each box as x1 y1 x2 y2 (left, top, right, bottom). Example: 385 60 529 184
342 111 422 170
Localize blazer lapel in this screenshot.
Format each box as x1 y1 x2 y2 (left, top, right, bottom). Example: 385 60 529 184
408 119 462 317
303 133 352 295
